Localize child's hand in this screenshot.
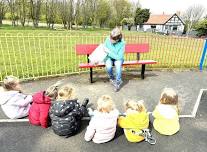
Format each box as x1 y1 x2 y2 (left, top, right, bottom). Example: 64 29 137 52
119 113 126 117
82 98 89 107
87 108 94 116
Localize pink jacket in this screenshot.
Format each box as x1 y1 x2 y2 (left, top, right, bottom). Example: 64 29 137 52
84 109 119 144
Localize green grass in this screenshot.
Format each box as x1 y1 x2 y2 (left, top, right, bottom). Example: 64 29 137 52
0 26 205 81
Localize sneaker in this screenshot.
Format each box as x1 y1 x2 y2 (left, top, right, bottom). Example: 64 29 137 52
109 79 115 85
114 80 123 92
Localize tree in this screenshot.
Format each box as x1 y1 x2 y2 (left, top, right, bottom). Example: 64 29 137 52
45 0 58 29
66 0 74 29
134 8 150 27
74 0 81 28
58 0 74 29
182 4 205 36
0 0 6 25
81 0 97 28
17 0 28 26
112 0 132 26
30 0 42 27
195 19 207 37
7 0 18 26
131 0 141 16
121 17 134 30
58 0 67 29
95 0 110 28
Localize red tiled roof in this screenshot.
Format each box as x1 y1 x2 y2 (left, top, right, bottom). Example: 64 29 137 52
145 14 173 25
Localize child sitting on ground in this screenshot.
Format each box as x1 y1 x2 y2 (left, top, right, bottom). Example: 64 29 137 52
49 85 88 137
152 88 180 135
84 95 119 144
0 76 32 119
29 85 58 128
118 100 149 142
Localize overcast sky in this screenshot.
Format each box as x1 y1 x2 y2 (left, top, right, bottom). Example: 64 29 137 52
137 0 207 15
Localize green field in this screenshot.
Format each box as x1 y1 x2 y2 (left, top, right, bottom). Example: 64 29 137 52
0 25 205 81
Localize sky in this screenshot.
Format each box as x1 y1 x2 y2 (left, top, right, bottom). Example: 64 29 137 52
136 0 207 15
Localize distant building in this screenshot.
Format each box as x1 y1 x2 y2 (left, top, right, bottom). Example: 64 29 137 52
138 13 185 35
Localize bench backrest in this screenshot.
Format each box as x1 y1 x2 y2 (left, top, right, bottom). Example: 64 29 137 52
76 44 149 55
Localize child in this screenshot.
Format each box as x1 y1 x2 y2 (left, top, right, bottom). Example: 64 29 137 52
49 85 88 137
84 95 119 144
29 85 58 128
0 76 32 119
118 100 149 142
152 88 180 135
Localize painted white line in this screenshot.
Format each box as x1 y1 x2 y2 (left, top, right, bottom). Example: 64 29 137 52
192 89 207 118
179 115 194 118
0 117 91 122
0 119 29 122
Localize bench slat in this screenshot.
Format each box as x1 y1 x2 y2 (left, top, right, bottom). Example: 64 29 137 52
76 44 149 55
79 60 157 68
125 44 149 53
76 44 99 55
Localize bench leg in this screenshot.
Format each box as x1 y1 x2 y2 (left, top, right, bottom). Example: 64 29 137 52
141 64 145 79
90 68 93 83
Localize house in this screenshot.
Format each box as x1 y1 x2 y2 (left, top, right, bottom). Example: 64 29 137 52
138 13 185 35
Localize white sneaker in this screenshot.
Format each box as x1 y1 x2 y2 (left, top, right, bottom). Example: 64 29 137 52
114 80 123 92
109 79 115 85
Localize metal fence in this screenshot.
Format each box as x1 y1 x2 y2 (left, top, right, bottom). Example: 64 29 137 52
0 33 206 82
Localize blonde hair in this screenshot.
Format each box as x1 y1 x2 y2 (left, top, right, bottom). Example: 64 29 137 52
3 75 19 90
57 85 75 100
125 100 146 113
160 88 178 105
45 85 58 99
97 95 114 113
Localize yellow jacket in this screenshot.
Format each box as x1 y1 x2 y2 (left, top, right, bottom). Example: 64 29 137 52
118 112 149 142
153 104 180 135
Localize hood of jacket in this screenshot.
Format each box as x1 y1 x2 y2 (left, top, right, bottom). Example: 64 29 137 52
93 109 119 119
0 90 19 105
51 99 78 117
155 104 178 119
126 112 149 129
32 91 51 104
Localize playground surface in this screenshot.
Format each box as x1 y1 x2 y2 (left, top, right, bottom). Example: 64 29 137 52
0 70 207 152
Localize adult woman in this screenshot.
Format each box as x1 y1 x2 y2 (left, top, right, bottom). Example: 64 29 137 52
104 27 125 91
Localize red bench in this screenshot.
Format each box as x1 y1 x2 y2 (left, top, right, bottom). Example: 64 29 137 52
76 44 157 83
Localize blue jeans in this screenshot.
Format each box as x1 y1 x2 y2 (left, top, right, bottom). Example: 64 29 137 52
105 58 124 83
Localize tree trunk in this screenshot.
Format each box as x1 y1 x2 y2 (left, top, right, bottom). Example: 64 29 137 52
12 20 15 26
0 13 2 25
21 18 25 27
33 20 38 27
128 25 131 31
0 9 3 25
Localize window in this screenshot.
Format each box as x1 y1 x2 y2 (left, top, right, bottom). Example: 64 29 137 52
151 25 156 29
173 26 177 31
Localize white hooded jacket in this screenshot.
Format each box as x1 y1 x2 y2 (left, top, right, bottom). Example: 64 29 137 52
84 109 119 144
0 90 32 119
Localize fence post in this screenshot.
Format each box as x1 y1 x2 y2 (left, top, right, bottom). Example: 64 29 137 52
199 39 207 71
